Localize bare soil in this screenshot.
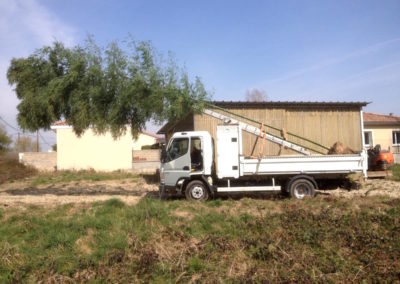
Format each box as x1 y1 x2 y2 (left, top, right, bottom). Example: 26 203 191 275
0 176 158 207
0 174 399 208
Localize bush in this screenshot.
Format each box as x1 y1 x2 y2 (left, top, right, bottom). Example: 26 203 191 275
141 143 160 150
0 155 37 184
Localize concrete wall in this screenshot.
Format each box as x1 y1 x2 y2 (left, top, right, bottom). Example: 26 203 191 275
57 128 132 171
133 149 160 162
19 152 57 171
132 134 157 150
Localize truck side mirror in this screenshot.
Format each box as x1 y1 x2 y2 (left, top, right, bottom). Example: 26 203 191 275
161 145 167 163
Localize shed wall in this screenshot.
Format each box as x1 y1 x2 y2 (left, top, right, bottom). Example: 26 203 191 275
193 107 362 157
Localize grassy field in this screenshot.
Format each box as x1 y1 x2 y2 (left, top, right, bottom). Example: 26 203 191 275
0 196 399 282
392 164 400 181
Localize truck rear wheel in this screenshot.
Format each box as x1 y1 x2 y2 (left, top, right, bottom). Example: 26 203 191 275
288 178 316 199
185 180 209 201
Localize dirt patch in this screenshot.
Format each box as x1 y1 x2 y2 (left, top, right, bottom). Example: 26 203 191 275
75 229 95 255
0 194 145 207
172 210 194 220
320 178 400 198
4 186 144 196
0 175 158 207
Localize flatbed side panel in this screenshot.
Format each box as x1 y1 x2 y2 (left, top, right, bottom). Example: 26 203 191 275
217 186 281 192
240 155 365 175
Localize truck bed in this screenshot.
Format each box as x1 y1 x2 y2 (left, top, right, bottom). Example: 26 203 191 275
240 154 366 176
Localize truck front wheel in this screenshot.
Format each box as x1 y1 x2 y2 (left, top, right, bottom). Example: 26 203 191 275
185 180 210 201
288 178 316 199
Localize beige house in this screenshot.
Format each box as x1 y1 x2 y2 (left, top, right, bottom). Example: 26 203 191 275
51 122 162 171
363 112 400 163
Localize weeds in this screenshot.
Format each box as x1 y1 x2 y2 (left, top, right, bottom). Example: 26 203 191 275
0 155 37 184
392 164 400 181
0 196 399 282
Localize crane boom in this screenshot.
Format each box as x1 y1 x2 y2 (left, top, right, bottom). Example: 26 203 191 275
203 108 311 155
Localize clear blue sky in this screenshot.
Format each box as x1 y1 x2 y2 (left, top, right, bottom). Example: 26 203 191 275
1 0 400 149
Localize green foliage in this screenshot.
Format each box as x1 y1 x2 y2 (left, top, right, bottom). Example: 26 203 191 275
392 164 400 181
0 124 12 153
141 143 159 149
7 37 210 138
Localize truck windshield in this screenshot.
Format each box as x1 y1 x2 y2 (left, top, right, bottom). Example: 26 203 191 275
167 138 189 161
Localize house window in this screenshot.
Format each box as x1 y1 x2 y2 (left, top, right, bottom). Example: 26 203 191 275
364 131 373 147
393 131 400 145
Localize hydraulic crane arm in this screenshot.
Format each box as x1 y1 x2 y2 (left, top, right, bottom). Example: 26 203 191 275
203 108 311 155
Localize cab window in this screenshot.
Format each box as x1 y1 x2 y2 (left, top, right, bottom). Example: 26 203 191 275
190 137 203 171
167 138 189 161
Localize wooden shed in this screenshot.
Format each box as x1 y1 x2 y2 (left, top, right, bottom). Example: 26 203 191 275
157 101 368 156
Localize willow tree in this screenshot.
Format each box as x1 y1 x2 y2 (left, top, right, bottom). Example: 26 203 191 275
7 38 209 138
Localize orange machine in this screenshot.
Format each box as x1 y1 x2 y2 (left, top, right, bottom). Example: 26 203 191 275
368 145 394 171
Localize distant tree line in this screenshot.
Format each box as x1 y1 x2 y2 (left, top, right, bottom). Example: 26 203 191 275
0 124 40 153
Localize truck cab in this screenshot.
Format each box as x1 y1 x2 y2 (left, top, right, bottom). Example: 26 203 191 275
159 131 214 199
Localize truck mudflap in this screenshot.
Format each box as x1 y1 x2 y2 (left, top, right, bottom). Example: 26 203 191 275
159 183 178 199
159 183 166 199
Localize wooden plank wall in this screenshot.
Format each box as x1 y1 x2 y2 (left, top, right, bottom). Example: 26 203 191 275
193 107 362 157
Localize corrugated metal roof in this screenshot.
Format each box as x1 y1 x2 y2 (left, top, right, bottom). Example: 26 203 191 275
212 100 369 108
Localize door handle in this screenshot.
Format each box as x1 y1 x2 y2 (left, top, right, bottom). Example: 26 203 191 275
183 166 189 171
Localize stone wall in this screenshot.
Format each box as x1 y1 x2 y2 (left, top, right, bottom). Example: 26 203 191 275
19 152 57 171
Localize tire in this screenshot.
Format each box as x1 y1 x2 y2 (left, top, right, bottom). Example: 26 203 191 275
185 180 209 201
288 178 316 199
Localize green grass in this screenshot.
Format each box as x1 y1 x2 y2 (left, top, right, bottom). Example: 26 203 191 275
392 164 400 181
0 196 399 282
30 170 139 186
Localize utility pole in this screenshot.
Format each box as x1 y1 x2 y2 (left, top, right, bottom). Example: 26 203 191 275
36 130 39 152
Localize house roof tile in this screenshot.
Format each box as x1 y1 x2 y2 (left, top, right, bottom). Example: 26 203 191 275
363 112 400 126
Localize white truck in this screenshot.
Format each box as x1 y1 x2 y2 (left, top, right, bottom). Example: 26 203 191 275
159 109 368 200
